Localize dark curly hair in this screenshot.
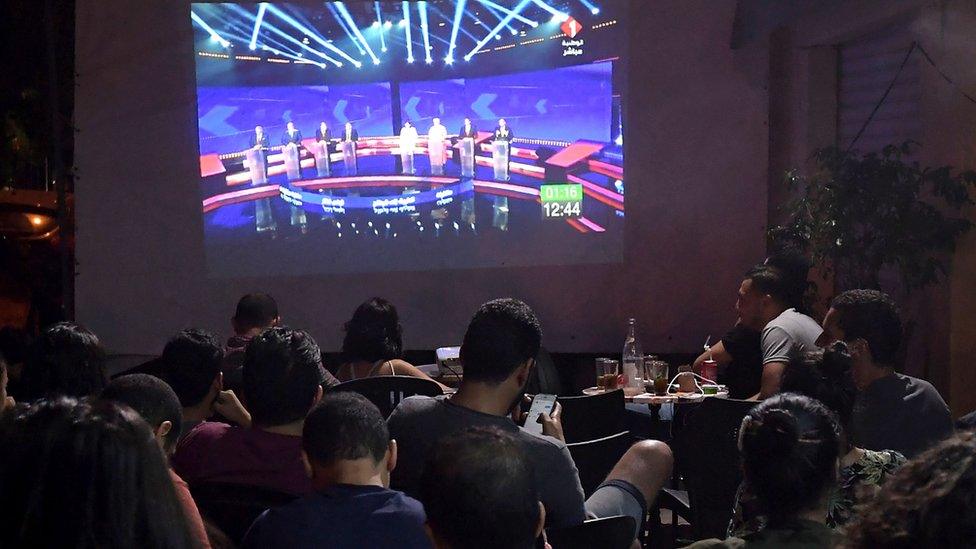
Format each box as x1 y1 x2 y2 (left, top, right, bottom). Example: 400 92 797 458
782 343 857 431
739 393 842 522
341 298 403 363
831 290 902 365
844 432 976 548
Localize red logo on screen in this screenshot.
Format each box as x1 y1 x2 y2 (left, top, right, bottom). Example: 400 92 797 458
561 17 582 38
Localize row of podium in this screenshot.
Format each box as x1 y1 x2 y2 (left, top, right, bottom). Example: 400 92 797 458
245 137 512 234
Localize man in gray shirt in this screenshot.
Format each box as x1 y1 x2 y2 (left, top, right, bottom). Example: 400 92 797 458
388 298 673 536
818 290 952 457
736 265 823 399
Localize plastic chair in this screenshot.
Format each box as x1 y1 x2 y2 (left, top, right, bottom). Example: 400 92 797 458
566 430 633 497
330 375 443 418
659 397 756 541
190 482 298 544
546 515 636 549
558 389 625 443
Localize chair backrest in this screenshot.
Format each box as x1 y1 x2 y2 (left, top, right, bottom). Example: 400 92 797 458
330 375 443 418
672 397 756 540
546 515 636 549
566 430 633 497
558 389 625 443
525 346 563 396
190 482 298 544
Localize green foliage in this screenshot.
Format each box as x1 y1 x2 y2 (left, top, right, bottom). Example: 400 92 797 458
775 141 976 291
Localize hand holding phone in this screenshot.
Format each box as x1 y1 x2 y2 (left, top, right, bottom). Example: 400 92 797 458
522 394 557 436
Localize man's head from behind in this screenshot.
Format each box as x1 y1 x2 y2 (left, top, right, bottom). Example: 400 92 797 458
303 392 395 488
459 298 540 393
736 265 791 330
100 374 183 454
818 289 902 386
421 427 543 549
21 322 107 402
232 293 280 336
242 327 325 428
160 329 223 410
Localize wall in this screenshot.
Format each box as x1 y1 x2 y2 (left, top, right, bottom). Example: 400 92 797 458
74 1 770 356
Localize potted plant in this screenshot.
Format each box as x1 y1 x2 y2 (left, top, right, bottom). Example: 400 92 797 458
774 141 976 292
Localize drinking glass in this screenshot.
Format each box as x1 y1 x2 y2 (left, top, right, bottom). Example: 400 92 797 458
595 358 620 391
643 357 670 396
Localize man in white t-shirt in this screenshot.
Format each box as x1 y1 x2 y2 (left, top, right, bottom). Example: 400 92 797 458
735 265 822 399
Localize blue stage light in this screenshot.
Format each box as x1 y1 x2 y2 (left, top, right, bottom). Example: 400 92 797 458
191 11 230 47
249 4 266 51
477 0 536 27
334 2 380 65
402 1 413 63
262 4 360 67
384 21 392 29
447 0 465 64
398 19 406 27
418 1 433 64
374 2 387 55
531 0 567 23
465 0 532 60
578 0 600 15
371 21 380 28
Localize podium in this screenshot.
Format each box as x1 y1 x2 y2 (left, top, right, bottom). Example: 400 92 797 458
429 135 446 175
283 143 301 180
459 137 475 178
342 140 357 175
245 148 276 233
400 146 415 175
492 141 510 181
313 141 331 177
282 144 307 228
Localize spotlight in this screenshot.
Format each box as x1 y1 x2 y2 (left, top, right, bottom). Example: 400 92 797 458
591 7 600 14
444 55 453 64
209 34 219 42
249 44 256 50
426 58 433 64
510 28 518 35
495 34 501 40
384 20 392 29
398 19 406 27
373 58 380 64
371 20 380 28
407 56 415 63
381 46 388 52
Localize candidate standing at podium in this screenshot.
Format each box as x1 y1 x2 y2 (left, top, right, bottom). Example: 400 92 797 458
280 121 307 230
492 118 513 182
428 117 448 175
399 121 418 175
458 117 477 178
314 121 332 177
341 121 359 176
247 125 276 233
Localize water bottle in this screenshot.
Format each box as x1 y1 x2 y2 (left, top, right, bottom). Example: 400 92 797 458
622 318 643 388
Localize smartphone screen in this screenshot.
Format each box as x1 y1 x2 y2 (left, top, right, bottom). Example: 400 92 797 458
523 394 557 435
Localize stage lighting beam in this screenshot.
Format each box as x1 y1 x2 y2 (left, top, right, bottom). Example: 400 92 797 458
375 2 388 53
465 0 532 60
476 0 537 27
256 18 344 67
334 1 380 64
402 1 414 63
577 0 600 14
191 11 230 47
327 3 366 54
263 3 361 67
418 1 433 63
531 0 568 23
478 3 518 39
249 3 267 50
447 0 464 63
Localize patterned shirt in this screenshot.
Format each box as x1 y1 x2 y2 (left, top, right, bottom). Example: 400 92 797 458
730 448 906 537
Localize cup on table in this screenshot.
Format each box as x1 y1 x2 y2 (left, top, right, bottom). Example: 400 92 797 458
642 358 670 396
595 358 620 391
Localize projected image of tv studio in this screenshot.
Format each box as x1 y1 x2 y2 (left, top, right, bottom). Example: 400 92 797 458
193 1 626 276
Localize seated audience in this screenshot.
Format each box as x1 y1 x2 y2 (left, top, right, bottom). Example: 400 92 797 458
817 289 952 457
173 327 326 495
688 394 842 548
692 248 813 399
224 293 281 390
0 397 194 548
844 431 976 548
18 321 107 402
101 374 212 549
422 427 544 549
731 344 905 536
243 392 430 549
734 265 822 399
389 298 672 537
336 297 446 389
160 328 250 440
